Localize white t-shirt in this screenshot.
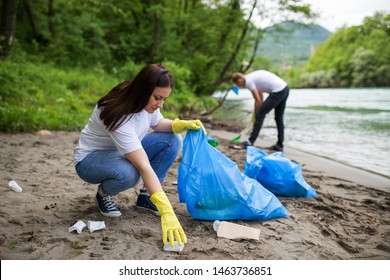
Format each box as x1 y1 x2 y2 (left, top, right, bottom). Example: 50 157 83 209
74 105 163 164
245 70 287 93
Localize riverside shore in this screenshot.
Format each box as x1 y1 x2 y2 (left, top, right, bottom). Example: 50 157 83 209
0 129 389 260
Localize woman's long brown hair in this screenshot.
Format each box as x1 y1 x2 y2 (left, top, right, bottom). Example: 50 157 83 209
97 64 173 131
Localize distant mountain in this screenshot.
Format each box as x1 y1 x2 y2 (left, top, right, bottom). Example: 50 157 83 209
256 21 332 69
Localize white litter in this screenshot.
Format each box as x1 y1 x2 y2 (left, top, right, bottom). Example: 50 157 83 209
8 180 22 192
87 220 106 233
163 241 185 252
69 220 87 234
213 220 260 241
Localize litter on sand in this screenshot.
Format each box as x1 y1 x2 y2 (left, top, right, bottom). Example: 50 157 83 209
88 220 106 233
206 135 219 147
69 220 87 234
8 180 22 192
69 220 106 233
163 241 185 253
230 144 243 150
35 130 52 136
213 220 260 241
230 135 241 143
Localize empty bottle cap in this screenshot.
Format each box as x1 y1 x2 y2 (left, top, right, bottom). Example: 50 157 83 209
213 220 221 232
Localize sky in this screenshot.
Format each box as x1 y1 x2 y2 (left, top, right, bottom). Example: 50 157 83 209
304 0 389 32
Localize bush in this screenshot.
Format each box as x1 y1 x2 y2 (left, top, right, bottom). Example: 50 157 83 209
0 59 116 132
0 58 217 132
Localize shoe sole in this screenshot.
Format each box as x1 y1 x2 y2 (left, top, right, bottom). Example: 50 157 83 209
267 146 283 152
98 210 122 217
229 144 245 150
136 205 160 217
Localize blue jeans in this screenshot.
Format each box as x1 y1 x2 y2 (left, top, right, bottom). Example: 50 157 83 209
75 132 182 196
249 86 289 147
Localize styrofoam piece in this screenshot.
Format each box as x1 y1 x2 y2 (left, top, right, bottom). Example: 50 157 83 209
163 241 185 252
214 221 260 240
8 180 22 192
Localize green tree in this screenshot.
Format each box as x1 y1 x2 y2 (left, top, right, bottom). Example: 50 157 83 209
6 0 315 95
350 47 376 87
300 11 390 88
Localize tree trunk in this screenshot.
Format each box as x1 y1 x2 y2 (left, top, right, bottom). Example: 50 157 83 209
176 0 188 37
200 88 230 116
48 0 54 35
241 28 263 73
147 13 160 64
24 0 46 45
213 0 257 85
0 0 18 59
205 0 240 71
23 0 38 35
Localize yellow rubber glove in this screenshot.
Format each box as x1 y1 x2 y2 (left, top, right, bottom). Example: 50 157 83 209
150 190 187 247
172 118 206 134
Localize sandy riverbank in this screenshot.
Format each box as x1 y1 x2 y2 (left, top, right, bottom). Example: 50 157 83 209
0 130 389 260
208 128 390 192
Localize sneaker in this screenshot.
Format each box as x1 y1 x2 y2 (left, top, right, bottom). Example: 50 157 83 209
268 144 283 152
136 189 160 216
240 140 253 149
96 186 121 217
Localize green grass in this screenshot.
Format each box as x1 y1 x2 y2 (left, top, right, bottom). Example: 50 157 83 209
0 60 116 132
7 242 18 250
0 60 216 132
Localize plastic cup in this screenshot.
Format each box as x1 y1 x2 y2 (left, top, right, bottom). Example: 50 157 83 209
87 221 106 233
69 220 87 234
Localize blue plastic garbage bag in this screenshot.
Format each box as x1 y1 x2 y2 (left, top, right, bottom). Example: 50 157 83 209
244 146 317 198
177 128 288 221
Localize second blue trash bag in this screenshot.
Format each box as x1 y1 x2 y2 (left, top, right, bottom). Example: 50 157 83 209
177 128 288 221
244 146 317 198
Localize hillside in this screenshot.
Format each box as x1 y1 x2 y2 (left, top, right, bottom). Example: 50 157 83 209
257 21 332 69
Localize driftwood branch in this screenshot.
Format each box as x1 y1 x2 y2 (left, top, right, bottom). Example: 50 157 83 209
201 88 230 116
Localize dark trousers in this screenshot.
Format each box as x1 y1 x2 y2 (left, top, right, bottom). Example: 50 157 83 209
249 86 289 147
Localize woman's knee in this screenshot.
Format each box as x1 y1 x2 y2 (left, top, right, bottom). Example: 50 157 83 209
102 173 141 195
159 132 182 155
172 134 183 158
171 133 182 148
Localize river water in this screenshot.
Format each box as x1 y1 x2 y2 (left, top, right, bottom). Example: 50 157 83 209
212 88 390 178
